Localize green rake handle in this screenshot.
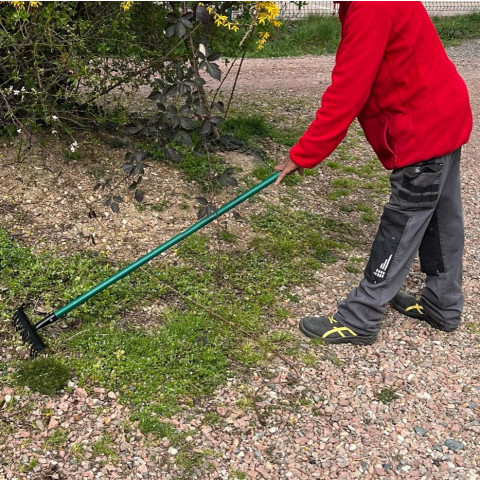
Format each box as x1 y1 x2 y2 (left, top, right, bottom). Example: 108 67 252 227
36 171 280 329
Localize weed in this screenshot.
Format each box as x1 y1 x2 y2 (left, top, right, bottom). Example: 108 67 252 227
300 352 317 367
466 322 480 334
176 449 207 473
133 415 178 438
376 388 398 404
44 428 69 449
19 458 38 473
327 355 344 367
91 434 118 461
203 411 221 426
70 442 86 460
231 470 248 480
151 201 168 212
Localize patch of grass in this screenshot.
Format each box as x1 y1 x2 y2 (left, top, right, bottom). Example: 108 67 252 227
248 15 341 58
68 312 228 417
133 415 178 438
0 181 365 441
220 229 238 243
15 357 70 395
150 147 227 192
327 188 351 201
249 205 362 260
433 12 480 46
231 470 248 480
223 115 271 143
223 114 302 147
346 256 364 274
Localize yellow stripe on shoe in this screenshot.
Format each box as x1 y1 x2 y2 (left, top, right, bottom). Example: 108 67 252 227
322 316 358 338
405 303 424 315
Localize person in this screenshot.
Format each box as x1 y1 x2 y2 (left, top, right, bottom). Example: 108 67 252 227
274 1 472 345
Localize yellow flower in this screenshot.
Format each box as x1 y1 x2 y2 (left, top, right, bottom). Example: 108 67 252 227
120 1 133 12
29 1 42 7
256 31 270 50
10 1 25 8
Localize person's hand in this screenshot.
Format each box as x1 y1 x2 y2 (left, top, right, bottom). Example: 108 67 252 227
274 156 304 185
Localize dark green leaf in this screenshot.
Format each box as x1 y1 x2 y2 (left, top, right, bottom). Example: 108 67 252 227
195 5 211 24
197 205 216 220
175 22 186 37
207 52 221 62
166 13 178 23
196 197 209 205
179 17 193 28
218 175 238 187
148 91 163 101
113 196 124 204
210 115 223 125
163 147 182 163
165 23 176 37
126 123 143 135
125 150 145 162
111 202 120 214
212 101 224 113
180 117 194 130
199 120 211 135
122 163 135 174
178 130 192 146
205 62 221 81
135 189 145 202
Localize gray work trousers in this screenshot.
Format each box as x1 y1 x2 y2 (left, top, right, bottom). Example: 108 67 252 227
336 148 464 334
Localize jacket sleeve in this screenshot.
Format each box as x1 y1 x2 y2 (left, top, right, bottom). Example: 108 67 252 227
289 4 393 168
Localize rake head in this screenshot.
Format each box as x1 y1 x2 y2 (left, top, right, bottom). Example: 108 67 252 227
12 307 47 358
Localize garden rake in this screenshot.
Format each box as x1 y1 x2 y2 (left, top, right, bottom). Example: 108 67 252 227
13 171 281 358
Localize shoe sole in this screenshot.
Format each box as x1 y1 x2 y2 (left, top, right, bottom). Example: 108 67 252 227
299 319 377 345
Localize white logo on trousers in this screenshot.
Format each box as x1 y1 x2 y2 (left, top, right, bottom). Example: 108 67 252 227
374 254 392 279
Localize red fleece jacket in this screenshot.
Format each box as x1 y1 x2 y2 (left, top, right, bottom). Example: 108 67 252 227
289 1 472 170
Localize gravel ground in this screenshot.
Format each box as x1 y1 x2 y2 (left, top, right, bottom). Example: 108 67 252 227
2 40 480 480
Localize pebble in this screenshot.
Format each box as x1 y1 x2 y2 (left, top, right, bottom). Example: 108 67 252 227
414 426 428 437
445 439 464 451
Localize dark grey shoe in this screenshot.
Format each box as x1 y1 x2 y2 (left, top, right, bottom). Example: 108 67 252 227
299 315 377 345
391 291 457 332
